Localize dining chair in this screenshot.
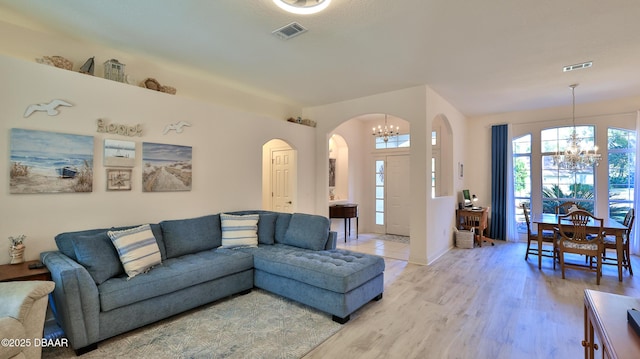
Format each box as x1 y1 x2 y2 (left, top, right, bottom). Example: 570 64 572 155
556 209 604 285
522 203 556 264
555 201 584 214
602 208 634 275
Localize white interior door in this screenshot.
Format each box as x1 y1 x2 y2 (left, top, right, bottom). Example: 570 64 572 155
272 149 294 213
386 155 410 235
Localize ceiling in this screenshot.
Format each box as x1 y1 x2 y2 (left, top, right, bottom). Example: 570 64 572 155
2 0 640 117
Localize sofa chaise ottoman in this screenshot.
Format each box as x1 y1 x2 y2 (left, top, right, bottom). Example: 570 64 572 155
42 210 385 353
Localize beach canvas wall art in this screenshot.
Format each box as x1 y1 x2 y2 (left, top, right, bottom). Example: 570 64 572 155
104 139 135 167
10 128 94 194
142 142 192 192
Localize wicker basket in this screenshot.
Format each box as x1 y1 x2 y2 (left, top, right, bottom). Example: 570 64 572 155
455 230 475 249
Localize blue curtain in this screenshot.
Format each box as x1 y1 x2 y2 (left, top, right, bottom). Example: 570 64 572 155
490 124 508 241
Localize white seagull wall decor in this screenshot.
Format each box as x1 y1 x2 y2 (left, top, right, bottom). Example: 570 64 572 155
162 121 192 135
24 99 73 117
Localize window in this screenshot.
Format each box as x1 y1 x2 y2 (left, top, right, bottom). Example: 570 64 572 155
540 126 595 213
375 134 410 149
512 134 531 232
431 130 438 198
375 160 385 225
608 128 636 222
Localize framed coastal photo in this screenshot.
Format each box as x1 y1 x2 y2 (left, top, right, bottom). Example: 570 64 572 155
106 169 132 191
104 139 135 167
9 128 94 194
142 142 192 192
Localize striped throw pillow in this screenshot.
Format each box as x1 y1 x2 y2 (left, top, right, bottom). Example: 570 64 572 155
220 213 259 248
107 224 162 279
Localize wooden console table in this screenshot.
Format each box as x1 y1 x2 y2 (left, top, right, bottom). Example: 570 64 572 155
330 203 358 242
583 289 640 359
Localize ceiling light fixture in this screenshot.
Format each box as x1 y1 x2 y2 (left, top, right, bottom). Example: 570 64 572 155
372 114 399 143
273 0 332 15
552 84 601 171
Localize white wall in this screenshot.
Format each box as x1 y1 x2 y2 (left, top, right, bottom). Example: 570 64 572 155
306 86 469 265
0 19 301 121
0 55 316 263
426 87 468 263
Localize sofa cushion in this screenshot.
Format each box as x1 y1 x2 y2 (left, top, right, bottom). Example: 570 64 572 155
281 213 329 250
160 215 221 258
251 245 385 293
220 213 259 248
98 249 253 311
71 232 124 285
107 224 162 279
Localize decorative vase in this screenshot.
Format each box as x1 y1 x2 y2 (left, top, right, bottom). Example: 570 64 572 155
9 244 25 264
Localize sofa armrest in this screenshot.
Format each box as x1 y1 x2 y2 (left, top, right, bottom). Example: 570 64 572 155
41 251 100 350
325 231 337 250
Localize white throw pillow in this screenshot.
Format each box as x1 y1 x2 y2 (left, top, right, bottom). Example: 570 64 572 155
107 224 162 279
220 213 259 248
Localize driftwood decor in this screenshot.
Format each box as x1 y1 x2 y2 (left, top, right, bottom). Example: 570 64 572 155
287 117 316 128
140 78 177 95
97 119 143 137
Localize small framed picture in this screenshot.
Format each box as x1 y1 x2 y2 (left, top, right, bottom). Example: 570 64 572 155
106 169 132 191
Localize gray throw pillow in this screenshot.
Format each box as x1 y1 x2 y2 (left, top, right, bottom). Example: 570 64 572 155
71 232 124 285
282 213 330 250
160 214 221 258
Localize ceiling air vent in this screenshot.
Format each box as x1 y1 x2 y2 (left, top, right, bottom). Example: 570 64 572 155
272 22 308 40
563 61 593 72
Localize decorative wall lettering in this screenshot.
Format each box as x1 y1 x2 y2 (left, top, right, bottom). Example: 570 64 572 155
162 121 192 135
24 99 73 117
97 119 142 137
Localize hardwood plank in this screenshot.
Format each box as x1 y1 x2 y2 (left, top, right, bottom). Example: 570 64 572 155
307 239 640 358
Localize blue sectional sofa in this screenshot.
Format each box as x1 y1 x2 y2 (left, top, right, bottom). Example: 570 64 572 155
41 210 385 353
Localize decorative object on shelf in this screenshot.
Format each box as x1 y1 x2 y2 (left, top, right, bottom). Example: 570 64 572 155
162 121 192 135
8 234 26 264
97 119 143 137
286 117 316 127
552 84 602 171
142 142 192 192
79 56 95 75
23 99 73 117
140 78 177 94
10 128 94 194
36 55 73 70
106 168 132 191
104 139 135 167
104 59 126 82
272 0 332 14
372 114 399 143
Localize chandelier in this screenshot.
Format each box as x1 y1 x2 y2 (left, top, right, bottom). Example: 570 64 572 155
552 84 601 171
272 0 332 15
372 114 399 143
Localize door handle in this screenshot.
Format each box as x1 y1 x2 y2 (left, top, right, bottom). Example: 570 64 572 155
287 201 292 204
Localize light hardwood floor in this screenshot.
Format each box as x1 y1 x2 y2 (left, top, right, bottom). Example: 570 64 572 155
306 235 640 359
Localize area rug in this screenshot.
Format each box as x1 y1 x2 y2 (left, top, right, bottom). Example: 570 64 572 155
42 289 342 359
378 234 410 244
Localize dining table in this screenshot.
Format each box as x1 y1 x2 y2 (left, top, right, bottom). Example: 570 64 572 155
532 213 629 281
